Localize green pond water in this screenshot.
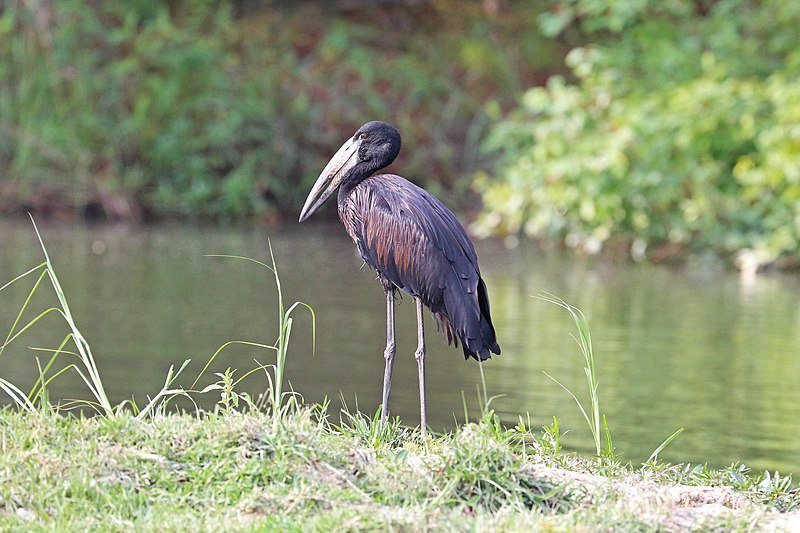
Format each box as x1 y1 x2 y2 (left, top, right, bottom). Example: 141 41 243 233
1 219 798 475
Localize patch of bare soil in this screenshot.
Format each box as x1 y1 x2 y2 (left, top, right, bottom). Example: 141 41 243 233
528 464 800 531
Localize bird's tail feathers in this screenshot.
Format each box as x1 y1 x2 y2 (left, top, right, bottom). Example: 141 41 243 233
432 278 500 362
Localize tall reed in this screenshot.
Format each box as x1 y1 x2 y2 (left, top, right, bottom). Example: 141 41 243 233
0 218 116 415
538 292 612 458
1 221 314 422
204 241 315 422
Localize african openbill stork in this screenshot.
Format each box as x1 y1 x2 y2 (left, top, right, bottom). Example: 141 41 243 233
299 121 500 436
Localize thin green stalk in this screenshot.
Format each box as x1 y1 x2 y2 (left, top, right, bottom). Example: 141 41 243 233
136 359 193 419
0 267 48 360
0 261 46 293
537 292 608 458
646 427 685 464
30 215 115 417
478 360 488 410
0 378 36 413
190 340 276 390
27 334 72 401
0 307 60 355
206 240 315 423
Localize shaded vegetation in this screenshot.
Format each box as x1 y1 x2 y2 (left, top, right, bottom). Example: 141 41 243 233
0 0 552 220
3 0 798 265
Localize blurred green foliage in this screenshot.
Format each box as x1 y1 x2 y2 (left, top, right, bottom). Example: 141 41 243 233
0 0 550 220
476 0 800 265
4 1 799 265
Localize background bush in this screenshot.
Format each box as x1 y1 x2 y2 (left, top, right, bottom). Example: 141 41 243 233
0 0 551 220
475 0 800 265
2 0 799 266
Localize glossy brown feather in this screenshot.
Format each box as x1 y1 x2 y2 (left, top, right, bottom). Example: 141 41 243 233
339 174 500 360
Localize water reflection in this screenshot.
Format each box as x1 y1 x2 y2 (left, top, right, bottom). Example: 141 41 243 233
0 219 798 475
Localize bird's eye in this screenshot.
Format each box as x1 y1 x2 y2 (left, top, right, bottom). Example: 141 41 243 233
359 133 367 140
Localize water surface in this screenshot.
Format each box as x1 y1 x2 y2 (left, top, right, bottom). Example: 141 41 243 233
1 219 798 475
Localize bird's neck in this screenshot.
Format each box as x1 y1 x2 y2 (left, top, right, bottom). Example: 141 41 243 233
337 166 376 205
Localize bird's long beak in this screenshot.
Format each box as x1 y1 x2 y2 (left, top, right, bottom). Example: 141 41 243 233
299 136 360 222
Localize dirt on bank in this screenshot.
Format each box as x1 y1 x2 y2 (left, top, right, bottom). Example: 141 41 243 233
529 463 799 531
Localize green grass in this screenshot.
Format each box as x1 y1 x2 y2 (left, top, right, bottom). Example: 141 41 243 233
0 220 313 422
203 243 315 423
1 217 114 416
537 292 686 466
0 407 797 531
538 292 612 459
0 223 798 530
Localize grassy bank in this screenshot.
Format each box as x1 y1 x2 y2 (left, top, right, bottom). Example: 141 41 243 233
1 226 798 529
1 407 798 531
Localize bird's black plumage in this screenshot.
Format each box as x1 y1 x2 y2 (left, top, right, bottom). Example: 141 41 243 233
299 121 501 433
339 173 500 360
301 120 500 361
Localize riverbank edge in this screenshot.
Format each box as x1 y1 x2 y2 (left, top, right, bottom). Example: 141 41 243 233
0 408 797 531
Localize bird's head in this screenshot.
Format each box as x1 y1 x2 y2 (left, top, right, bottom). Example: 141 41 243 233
299 121 401 222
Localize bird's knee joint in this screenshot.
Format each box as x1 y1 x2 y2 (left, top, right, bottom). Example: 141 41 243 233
384 344 396 360
414 348 424 361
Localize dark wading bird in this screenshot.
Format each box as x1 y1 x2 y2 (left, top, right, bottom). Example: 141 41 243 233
299 121 500 436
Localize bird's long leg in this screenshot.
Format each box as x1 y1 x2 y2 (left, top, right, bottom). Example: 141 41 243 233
380 287 396 427
414 297 427 438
